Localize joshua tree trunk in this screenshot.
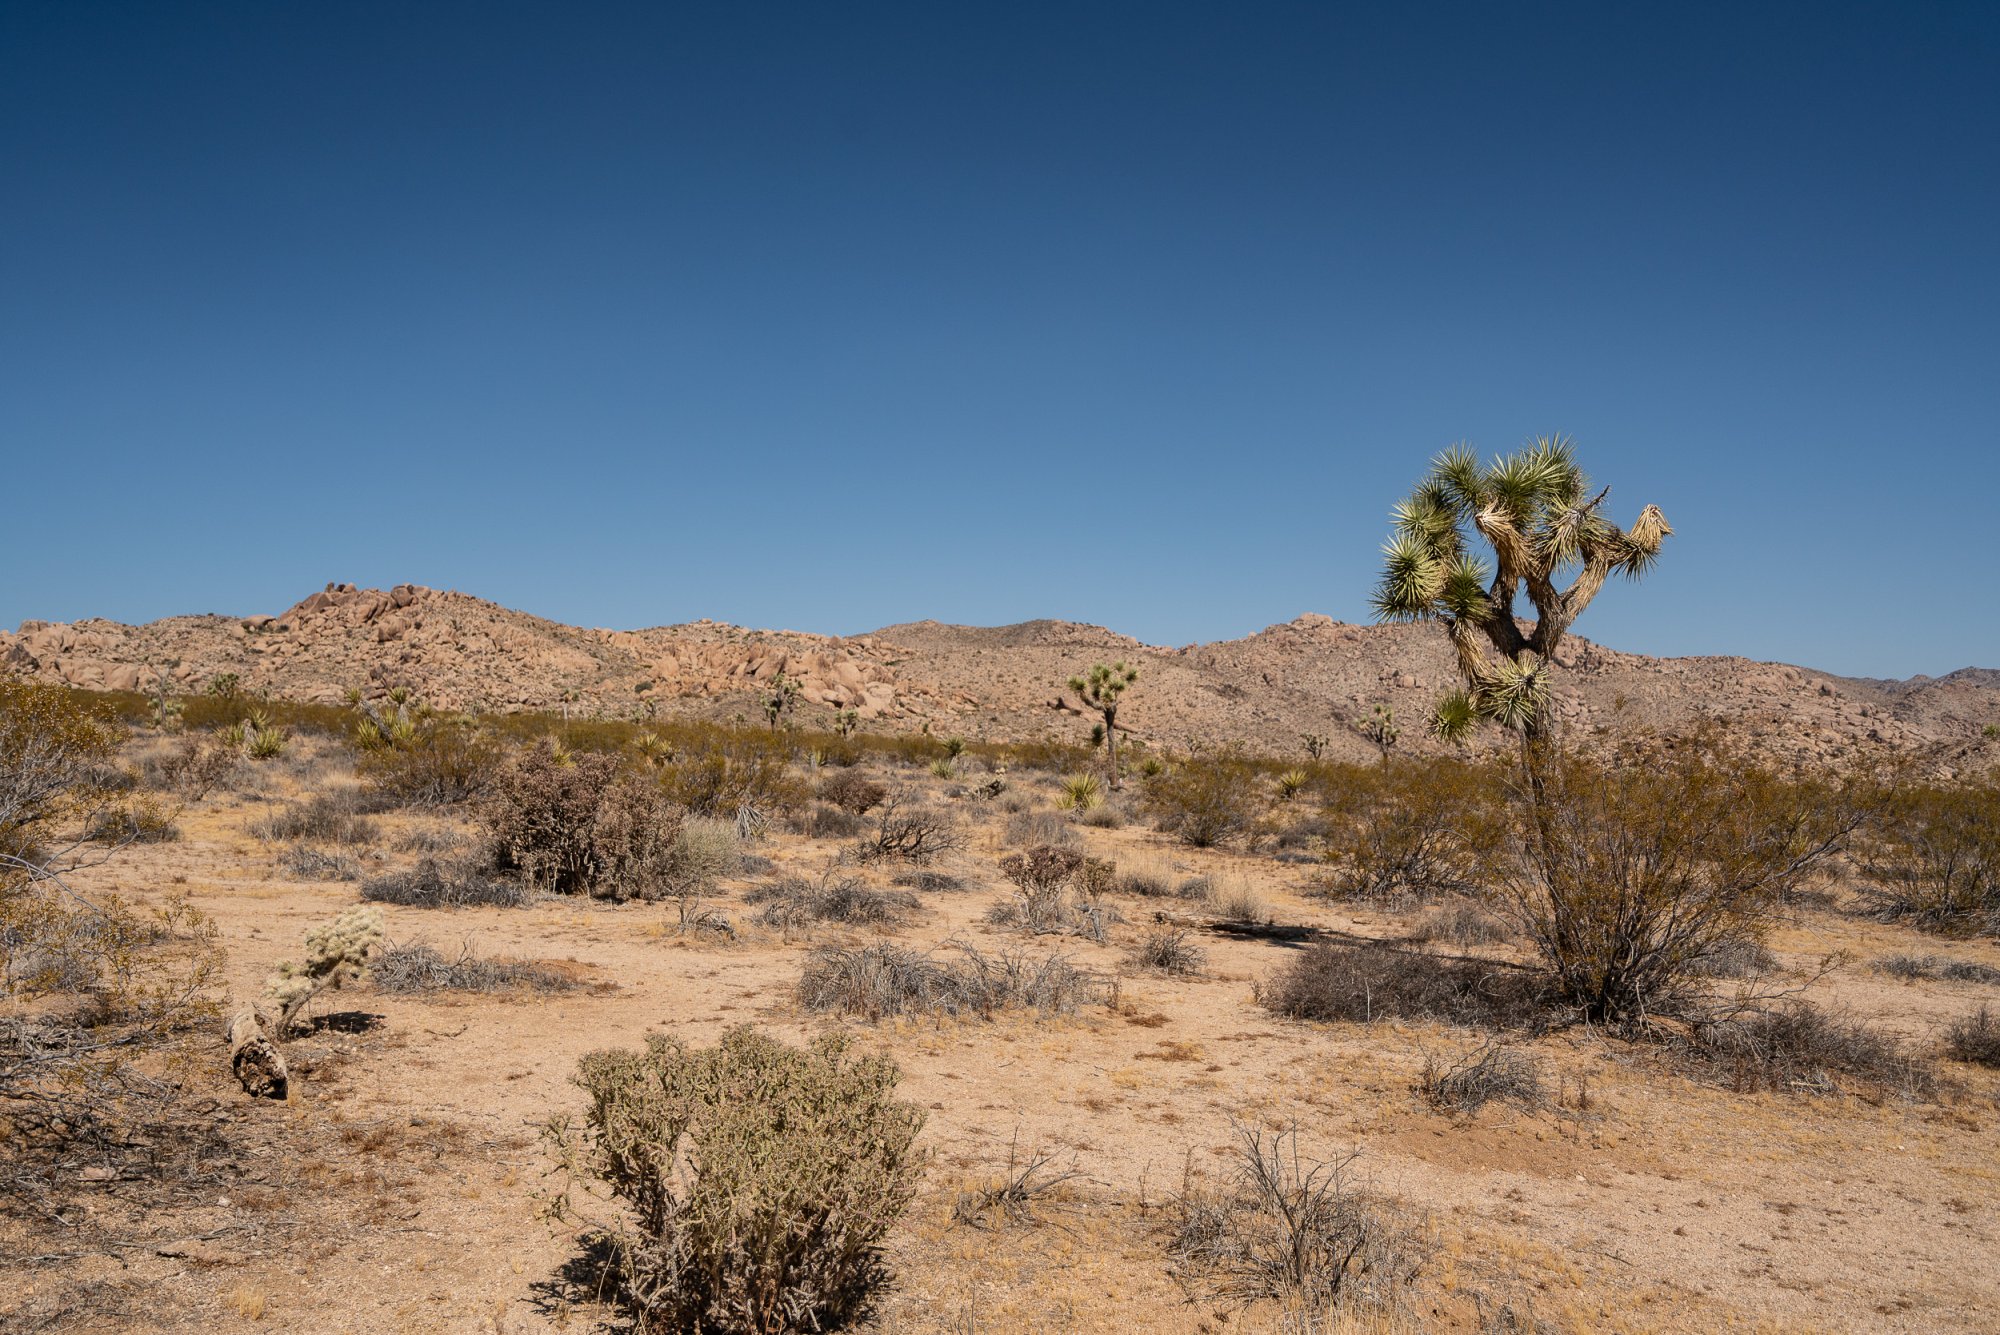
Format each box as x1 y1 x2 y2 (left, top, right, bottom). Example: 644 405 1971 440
1103 705 1121 791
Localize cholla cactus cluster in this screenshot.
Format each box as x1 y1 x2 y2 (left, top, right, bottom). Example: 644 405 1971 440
264 906 383 1031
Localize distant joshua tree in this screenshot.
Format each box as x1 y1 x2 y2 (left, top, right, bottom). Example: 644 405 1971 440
830 707 860 739
1357 705 1399 766
1067 662 1139 790
1299 732 1329 761
762 671 800 731
1372 437 1669 762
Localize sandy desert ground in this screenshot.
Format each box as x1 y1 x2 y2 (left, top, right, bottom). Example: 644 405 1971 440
8 728 1999 1335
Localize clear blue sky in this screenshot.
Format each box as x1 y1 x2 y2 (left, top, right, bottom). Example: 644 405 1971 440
4 2 1995 677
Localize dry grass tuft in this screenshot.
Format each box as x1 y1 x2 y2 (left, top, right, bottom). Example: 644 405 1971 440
797 942 1114 1021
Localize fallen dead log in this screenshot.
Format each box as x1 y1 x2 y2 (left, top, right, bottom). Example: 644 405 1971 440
1148 909 1323 942
227 1005 288 1099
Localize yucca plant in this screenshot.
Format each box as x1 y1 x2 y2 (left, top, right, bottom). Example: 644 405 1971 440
1372 437 1670 756
1058 773 1103 811
1067 662 1140 791
927 757 957 780
247 725 288 760
1275 769 1310 802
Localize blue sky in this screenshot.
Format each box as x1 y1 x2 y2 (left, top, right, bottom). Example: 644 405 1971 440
3 2 1995 677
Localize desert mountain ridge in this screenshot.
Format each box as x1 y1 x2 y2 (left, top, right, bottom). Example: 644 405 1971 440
5 581 1997 772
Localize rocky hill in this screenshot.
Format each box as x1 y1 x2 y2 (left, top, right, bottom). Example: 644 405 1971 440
6 582 1997 773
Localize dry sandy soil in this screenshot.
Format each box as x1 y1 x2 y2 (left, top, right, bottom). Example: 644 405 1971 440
7 735 1999 1335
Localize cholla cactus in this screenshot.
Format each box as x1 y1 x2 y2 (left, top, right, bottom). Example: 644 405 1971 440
1067 662 1140 791
1372 437 1669 750
264 906 383 1032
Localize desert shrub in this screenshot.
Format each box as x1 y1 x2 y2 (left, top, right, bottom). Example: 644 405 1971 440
856 788 963 864
1409 899 1511 947
1175 873 1218 901
2 684 226 1203
1499 743 1868 1026
372 941 574 993
1687 937 1778 979
149 733 239 800
357 714 500 807
1131 927 1206 976
1857 782 2000 936
263 906 383 1032
1943 1007 2000 1067
1261 942 1548 1030
84 795 182 844
817 770 885 815
990 845 1117 940
394 823 469 854
660 733 806 819
1002 808 1077 849
1170 1124 1426 1316
797 942 1115 1020
792 801 865 839
1872 954 2000 985
1874 952 1938 980
890 869 966 893
250 789 380 844
362 857 537 909
544 1027 925 1335
279 844 362 882
952 1139 1085 1229
1116 858 1177 898
1207 878 1268 925
927 757 958 780
747 871 918 933
1942 959 2000 985
1318 760 1496 903
1415 1044 1546 1113
661 818 741 896
1680 1001 1936 1098
484 743 689 900
1075 800 1125 829
1145 753 1261 848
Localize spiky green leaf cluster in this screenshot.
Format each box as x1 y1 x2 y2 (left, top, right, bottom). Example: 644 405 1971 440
1068 661 1139 709
1376 436 1671 742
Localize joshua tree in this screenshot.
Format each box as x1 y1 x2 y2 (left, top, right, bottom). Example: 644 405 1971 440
558 687 580 725
1357 705 1400 766
1067 662 1139 790
1372 437 1670 761
762 672 800 731
830 707 860 739
1300 733 1329 761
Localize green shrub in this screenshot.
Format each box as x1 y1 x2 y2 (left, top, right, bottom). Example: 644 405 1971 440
1317 760 1496 903
660 733 805 819
1501 744 1868 1025
1144 753 1260 848
1858 782 2000 936
357 714 500 806
544 1027 926 1335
